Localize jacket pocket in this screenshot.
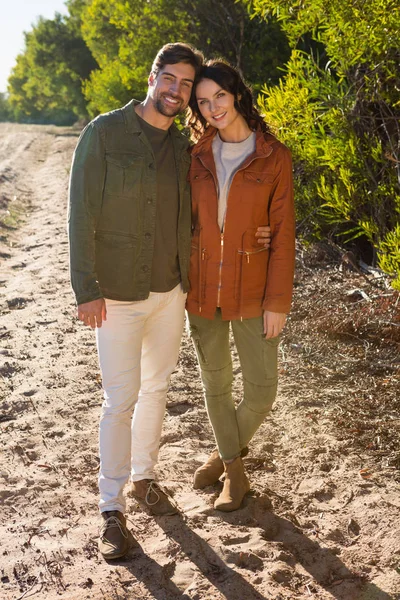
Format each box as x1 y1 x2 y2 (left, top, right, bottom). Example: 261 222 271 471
94 231 138 294
189 229 208 306
243 170 274 185
190 170 212 183
235 229 269 302
241 170 275 205
104 153 144 197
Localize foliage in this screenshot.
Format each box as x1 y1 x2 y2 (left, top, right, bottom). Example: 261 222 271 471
250 0 400 287
79 0 290 115
7 10 97 124
184 1 290 88
5 0 289 123
80 0 189 114
0 93 14 122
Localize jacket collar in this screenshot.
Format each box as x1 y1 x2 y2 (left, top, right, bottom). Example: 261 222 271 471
191 124 276 158
121 99 189 151
121 99 142 133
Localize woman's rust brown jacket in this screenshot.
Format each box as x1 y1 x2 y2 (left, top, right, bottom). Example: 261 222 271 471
186 126 296 320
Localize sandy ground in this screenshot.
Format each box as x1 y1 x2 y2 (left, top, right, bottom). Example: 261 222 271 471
0 123 399 600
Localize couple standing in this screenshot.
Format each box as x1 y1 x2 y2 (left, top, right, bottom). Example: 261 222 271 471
68 43 295 560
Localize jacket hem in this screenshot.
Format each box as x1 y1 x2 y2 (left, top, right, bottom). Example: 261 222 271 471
186 300 265 321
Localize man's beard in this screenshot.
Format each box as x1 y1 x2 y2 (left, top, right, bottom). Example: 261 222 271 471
153 94 183 118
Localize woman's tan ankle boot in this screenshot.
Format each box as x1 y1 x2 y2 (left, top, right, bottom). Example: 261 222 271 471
214 456 250 512
193 450 224 489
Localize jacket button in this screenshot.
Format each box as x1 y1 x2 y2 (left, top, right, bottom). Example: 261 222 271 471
147 198 152 204
257 178 261 182
145 232 151 239
142 265 149 272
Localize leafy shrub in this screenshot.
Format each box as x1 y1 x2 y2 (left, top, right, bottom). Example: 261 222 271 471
249 0 400 287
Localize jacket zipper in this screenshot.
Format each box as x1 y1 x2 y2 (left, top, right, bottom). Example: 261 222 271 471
217 233 224 306
197 156 220 309
197 147 273 313
216 155 262 311
231 149 273 318
200 247 206 313
238 246 268 262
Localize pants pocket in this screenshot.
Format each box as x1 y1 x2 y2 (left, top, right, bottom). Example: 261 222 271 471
188 324 208 366
262 335 279 382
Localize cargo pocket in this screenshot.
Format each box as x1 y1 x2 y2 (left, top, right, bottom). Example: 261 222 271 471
188 323 208 366
261 335 279 383
189 228 208 306
236 229 269 302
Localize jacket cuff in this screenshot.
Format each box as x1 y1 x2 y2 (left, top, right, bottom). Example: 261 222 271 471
262 298 291 314
74 291 104 306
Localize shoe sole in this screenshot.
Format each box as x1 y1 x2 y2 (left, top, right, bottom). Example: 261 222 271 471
101 550 129 560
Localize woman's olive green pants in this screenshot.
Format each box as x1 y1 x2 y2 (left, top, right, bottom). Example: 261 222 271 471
188 309 279 461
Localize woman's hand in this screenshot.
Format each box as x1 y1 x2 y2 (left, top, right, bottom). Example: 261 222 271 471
255 226 271 248
263 311 286 339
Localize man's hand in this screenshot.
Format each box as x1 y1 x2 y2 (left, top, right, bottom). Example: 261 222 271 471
263 310 286 339
255 226 271 248
78 298 107 329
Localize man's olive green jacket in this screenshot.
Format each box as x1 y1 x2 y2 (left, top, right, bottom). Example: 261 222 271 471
68 100 192 305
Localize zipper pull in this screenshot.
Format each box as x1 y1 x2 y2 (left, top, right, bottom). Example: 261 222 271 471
201 249 205 260
247 254 250 264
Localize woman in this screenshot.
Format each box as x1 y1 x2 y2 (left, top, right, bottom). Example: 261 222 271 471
186 60 295 512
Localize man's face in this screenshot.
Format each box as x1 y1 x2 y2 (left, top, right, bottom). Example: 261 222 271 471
148 62 196 118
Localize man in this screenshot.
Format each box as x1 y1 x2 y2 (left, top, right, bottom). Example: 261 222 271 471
68 43 204 560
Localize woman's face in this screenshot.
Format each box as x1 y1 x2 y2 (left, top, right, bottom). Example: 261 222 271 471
195 78 241 132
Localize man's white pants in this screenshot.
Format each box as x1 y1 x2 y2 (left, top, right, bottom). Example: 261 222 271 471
96 284 186 513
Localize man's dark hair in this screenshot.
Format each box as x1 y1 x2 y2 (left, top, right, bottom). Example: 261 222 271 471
151 43 204 78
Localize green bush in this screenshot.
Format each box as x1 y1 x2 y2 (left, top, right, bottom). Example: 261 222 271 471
249 0 400 287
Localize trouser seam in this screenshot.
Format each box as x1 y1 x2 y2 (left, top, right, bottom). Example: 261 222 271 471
201 363 232 373
240 397 272 415
242 376 278 388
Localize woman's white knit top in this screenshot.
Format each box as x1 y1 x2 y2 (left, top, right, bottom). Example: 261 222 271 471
212 131 256 232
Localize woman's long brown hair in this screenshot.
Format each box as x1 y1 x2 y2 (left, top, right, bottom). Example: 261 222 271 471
186 59 269 142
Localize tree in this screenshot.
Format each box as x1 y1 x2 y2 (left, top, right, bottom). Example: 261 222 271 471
8 11 97 124
0 93 13 122
183 1 290 89
81 0 190 114
248 0 400 286
80 0 290 115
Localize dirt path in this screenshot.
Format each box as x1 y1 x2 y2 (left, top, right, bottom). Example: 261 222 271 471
0 123 399 600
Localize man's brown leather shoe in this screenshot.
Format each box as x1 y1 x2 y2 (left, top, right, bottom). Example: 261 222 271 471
130 480 178 516
98 510 129 560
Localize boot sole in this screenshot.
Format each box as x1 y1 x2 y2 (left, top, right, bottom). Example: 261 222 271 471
193 471 224 489
214 490 251 512
214 479 251 512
